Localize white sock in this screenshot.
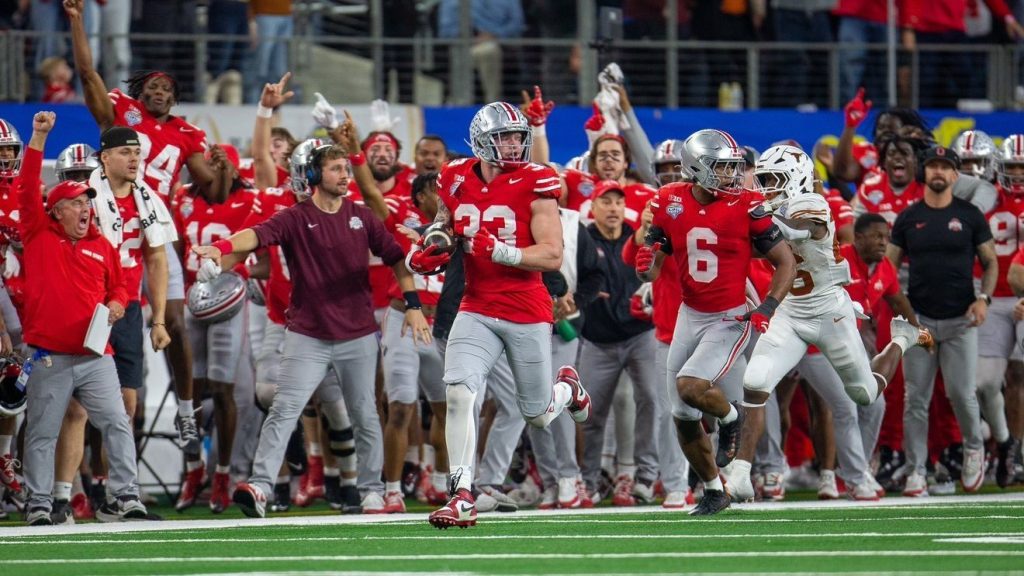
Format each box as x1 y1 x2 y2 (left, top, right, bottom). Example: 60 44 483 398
323 467 340 477
385 481 401 494
617 464 637 479
53 481 72 501
445 385 478 492
308 442 322 457
341 476 357 487
705 476 724 492
276 475 290 485
432 471 447 492
405 446 420 465
0 435 11 455
177 399 193 417
720 404 738 425
186 459 204 471
553 381 571 411
423 444 436 468
215 464 230 475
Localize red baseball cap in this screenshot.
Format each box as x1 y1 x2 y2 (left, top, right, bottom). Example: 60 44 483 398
46 180 96 212
593 179 626 199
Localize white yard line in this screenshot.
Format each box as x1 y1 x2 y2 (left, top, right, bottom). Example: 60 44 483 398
3 531 1023 546
0 492 1020 539
5 550 1024 565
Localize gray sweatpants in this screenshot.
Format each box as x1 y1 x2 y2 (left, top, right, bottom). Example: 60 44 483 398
796 353 871 486
654 341 688 492
580 331 658 489
902 313 984 475
531 336 581 485
25 352 138 511
248 330 382 497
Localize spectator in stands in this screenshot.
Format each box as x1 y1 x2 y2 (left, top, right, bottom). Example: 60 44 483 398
690 0 764 107
206 0 250 105
438 0 525 103
1 0 29 30
770 0 835 108
381 0 419 103
834 0 892 104
888 145 995 497
529 0 578 103
85 0 131 92
39 56 76 103
134 1 200 101
32 0 65 99
251 0 294 104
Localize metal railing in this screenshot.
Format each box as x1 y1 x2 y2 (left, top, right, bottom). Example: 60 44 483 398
2 28 1021 110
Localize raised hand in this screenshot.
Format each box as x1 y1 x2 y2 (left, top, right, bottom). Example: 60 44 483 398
33 111 56 134
63 0 84 18
844 87 872 129
260 71 295 110
312 92 339 130
521 85 555 127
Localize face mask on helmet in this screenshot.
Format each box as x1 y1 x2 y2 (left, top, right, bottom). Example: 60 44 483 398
469 103 533 170
653 139 686 186
682 129 746 196
999 135 1024 194
753 145 814 209
952 130 996 181
289 138 325 197
0 120 23 178
56 143 100 183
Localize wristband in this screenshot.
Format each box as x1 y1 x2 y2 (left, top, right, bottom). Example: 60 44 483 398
349 152 366 167
212 239 234 256
403 290 422 310
256 105 274 119
978 293 992 305
531 124 547 137
151 322 165 327
760 296 780 315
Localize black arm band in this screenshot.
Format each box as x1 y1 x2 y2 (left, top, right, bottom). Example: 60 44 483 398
644 225 673 255
403 291 422 310
752 224 784 255
759 296 780 315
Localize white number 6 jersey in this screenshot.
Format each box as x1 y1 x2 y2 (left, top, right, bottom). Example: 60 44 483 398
779 192 851 316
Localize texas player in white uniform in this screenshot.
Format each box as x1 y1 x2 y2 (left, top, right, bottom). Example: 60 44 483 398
726 146 933 501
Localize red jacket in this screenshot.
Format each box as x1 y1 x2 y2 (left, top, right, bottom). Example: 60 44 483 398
835 0 1010 31
19 146 127 356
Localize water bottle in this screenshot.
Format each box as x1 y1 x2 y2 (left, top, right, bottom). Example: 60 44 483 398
554 319 577 342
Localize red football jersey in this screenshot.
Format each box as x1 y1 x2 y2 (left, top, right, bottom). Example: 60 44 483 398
438 158 561 324
826 187 854 231
110 89 207 201
113 194 146 301
651 183 773 313
974 185 1024 297
174 185 256 290
841 243 899 320
238 159 290 188
623 237 681 344
243 186 299 325
384 197 444 308
0 176 25 313
854 169 923 226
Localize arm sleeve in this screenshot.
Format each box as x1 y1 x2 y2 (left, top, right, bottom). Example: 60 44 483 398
368 209 405 267
621 235 640 266
105 243 129 308
542 271 568 297
18 147 45 236
620 108 657 186
252 205 294 249
574 225 605 308
890 211 907 250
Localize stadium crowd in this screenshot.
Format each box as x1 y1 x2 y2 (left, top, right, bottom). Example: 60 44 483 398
0 0 1022 528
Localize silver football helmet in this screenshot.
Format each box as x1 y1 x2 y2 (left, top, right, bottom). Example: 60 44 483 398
998 134 1024 194
0 119 23 178
652 139 686 185
469 102 532 170
951 130 996 181
754 145 815 211
680 129 746 195
289 138 326 197
0 356 26 418
187 271 247 324
55 143 100 183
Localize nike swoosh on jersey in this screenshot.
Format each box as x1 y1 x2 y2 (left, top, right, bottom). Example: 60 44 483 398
307 223 319 229
509 178 524 184
230 202 246 208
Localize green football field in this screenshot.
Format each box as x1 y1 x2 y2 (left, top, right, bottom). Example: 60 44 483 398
1 494 1023 575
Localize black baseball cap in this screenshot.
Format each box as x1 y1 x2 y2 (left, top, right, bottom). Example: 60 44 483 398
920 145 960 169
99 126 141 151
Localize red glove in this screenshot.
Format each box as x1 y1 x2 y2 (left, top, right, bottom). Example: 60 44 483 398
629 294 652 322
523 85 555 127
408 243 451 275
844 87 872 129
635 242 661 275
735 297 780 334
583 103 605 133
467 228 497 257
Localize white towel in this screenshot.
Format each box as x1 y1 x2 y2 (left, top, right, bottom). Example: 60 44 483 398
88 168 178 248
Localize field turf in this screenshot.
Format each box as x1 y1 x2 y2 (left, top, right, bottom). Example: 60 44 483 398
1 493 1022 575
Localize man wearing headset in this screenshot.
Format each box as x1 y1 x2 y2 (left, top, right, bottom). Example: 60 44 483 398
193 143 431 517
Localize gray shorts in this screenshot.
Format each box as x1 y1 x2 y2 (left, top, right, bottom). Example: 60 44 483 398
443 311 553 419
381 306 445 404
978 296 1024 360
666 303 750 421
185 302 246 383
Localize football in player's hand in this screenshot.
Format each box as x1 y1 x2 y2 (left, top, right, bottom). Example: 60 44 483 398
422 225 458 255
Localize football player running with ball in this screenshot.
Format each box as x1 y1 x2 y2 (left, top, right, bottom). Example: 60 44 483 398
407 102 591 529
725 145 934 502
